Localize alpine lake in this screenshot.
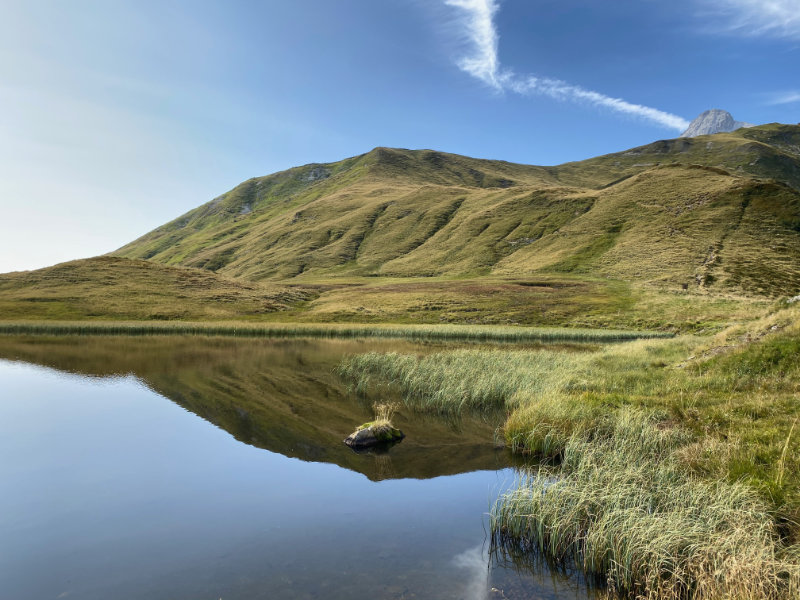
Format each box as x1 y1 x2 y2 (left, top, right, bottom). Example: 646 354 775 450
0 335 599 600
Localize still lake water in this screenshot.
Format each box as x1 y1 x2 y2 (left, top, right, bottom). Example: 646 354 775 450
0 336 594 599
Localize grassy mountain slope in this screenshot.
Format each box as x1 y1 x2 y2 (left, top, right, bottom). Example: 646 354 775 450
496 166 800 295
3 126 798 326
113 125 800 297
0 256 311 320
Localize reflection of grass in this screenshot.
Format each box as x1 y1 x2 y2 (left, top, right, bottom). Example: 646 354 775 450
338 305 800 599
372 453 395 481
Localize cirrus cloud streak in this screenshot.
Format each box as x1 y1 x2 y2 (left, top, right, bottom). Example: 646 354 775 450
698 0 800 39
767 90 800 105
444 0 690 132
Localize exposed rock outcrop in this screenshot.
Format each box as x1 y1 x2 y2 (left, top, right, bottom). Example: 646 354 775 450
680 109 753 138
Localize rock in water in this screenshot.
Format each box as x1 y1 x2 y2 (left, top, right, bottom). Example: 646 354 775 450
680 109 753 137
344 423 405 449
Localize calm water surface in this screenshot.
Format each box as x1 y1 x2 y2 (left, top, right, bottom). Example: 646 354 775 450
0 336 594 599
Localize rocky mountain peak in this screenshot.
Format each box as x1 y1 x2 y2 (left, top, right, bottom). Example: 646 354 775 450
680 109 753 138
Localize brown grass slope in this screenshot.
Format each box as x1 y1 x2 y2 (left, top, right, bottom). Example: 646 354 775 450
0 256 312 321
496 165 800 295
112 125 800 297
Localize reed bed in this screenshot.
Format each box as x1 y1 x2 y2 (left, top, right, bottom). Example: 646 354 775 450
0 321 672 343
337 335 800 598
492 410 800 600
337 338 686 415
338 348 589 413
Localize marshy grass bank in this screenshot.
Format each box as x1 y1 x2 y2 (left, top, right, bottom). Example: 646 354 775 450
493 409 800 599
0 321 671 343
338 308 800 599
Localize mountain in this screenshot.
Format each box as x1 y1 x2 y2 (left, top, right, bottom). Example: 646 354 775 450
3 124 800 330
680 109 753 137
114 124 800 296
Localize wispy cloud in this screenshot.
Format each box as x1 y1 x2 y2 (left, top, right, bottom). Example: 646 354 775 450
505 75 690 132
445 0 690 132
444 0 501 89
698 0 800 39
767 90 800 105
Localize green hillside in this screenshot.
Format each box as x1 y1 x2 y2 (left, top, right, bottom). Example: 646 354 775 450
2 125 799 328
113 124 800 296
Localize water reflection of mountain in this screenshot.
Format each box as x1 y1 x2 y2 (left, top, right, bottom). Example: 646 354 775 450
0 335 520 480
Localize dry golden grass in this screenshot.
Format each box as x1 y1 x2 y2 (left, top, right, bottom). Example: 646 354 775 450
0 256 312 321
362 402 400 431
0 256 772 331
111 127 800 297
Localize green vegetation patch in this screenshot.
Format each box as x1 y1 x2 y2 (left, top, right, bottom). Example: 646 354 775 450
337 307 800 598
493 409 799 600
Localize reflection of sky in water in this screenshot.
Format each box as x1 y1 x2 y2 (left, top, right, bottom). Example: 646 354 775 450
0 353 594 600
454 545 491 600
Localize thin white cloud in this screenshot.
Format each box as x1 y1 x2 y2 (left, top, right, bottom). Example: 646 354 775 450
698 0 800 39
767 90 800 105
444 0 501 89
445 0 689 132
506 74 690 132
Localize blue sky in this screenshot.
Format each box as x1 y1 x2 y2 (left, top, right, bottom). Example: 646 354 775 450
1 0 798 272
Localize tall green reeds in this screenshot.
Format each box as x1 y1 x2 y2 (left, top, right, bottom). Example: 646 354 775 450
339 348 595 413
337 339 683 416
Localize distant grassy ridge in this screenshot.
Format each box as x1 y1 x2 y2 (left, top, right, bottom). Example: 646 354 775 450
0 256 314 321
0 321 672 343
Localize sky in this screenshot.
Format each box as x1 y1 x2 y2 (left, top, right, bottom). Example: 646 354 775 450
0 0 798 273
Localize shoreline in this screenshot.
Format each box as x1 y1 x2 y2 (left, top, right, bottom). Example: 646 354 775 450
0 321 673 342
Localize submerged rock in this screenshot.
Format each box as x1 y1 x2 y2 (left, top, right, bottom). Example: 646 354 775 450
344 422 405 449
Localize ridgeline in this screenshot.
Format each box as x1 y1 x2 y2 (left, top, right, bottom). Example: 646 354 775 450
1 123 799 330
